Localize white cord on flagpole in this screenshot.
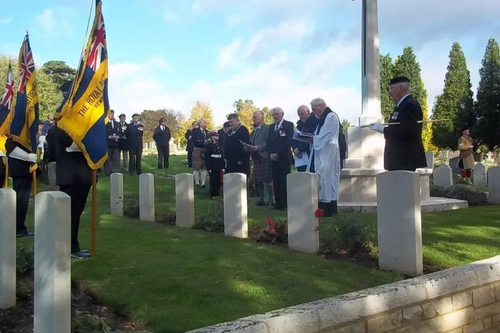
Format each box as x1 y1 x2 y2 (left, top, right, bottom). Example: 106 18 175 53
80 0 95 60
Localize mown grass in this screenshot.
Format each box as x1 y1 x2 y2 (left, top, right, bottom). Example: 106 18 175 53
16 153 500 332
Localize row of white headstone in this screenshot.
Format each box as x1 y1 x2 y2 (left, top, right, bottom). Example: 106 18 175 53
0 189 71 332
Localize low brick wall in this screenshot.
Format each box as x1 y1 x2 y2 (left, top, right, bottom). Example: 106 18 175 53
188 256 500 333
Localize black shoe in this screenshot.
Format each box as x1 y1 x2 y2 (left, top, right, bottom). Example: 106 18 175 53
16 230 34 238
255 201 266 206
201 185 205 188
71 251 91 259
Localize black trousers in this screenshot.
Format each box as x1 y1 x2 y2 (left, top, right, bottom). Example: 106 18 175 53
187 150 193 168
129 147 143 175
13 177 31 234
60 184 91 254
225 160 250 176
296 165 307 172
271 160 291 209
209 170 222 197
104 146 120 175
157 145 169 169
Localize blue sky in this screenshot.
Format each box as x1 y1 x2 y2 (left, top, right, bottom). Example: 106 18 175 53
1 0 499 126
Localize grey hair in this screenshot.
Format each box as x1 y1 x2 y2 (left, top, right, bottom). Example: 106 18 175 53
272 107 284 115
198 118 205 123
254 110 264 117
310 98 326 106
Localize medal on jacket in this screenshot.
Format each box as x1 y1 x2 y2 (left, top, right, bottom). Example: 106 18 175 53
391 112 399 120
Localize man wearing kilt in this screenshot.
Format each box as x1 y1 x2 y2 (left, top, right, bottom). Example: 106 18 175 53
246 110 273 206
191 118 209 187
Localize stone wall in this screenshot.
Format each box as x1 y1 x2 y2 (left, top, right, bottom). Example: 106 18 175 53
188 256 500 333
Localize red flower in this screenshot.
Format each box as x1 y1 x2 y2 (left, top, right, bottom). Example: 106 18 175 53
315 209 324 218
264 217 276 228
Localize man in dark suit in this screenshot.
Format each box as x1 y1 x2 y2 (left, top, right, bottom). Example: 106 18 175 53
53 124 94 259
126 113 144 175
369 76 426 171
293 105 319 172
117 113 129 172
104 110 121 176
217 121 230 152
153 117 171 169
5 137 39 237
266 107 294 210
184 121 198 168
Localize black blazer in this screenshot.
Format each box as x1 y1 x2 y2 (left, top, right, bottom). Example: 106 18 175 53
0 155 6 183
293 115 319 155
267 120 294 164
153 125 171 146
384 95 427 171
54 126 96 186
185 129 194 152
191 128 208 149
45 126 57 162
125 122 144 150
6 138 38 178
118 121 128 150
106 120 121 148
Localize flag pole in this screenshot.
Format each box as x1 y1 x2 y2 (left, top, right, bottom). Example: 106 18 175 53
359 118 449 128
2 158 7 188
91 169 97 257
32 170 37 196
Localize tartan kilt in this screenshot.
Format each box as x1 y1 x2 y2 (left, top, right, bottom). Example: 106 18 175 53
192 147 206 170
252 157 272 182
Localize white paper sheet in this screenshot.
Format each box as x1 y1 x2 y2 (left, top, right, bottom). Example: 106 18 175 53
294 152 309 167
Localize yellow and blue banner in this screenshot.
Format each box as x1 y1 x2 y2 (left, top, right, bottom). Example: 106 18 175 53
9 33 39 155
0 63 14 153
55 0 109 169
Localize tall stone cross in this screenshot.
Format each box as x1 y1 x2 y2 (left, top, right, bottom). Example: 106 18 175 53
360 0 383 126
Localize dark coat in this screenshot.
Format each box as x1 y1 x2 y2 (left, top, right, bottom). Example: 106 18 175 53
125 122 144 150
224 125 251 166
153 125 171 147
267 120 294 164
383 95 427 171
293 115 319 155
45 126 57 162
185 129 194 152
0 156 6 184
118 121 128 150
106 120 121 148
191 127 208 149
54 126 95 186
6 138 39 178
205 141 225 171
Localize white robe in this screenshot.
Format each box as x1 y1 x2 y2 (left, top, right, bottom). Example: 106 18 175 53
306 112 341 202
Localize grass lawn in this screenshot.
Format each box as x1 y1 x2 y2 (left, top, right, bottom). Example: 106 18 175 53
16 154 500 333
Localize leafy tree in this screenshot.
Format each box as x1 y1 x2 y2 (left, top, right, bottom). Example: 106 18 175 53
474 38 500 150
139 109 185 142
393 46 435 152
233 99 258 130
380 54 395 122
261 106 274 124
42 60 77 86
431 43 474 150
180 101 215 145
341 119 351 133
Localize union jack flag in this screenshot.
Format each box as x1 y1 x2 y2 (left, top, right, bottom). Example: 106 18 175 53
87 8 107 71
18 37 35 93
0 64 14 136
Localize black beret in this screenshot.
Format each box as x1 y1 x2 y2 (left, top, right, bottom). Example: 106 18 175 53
223 121 230 128
389 76 410 85
132 113 139 117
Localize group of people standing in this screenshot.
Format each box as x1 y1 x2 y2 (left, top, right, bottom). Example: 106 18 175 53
183 99 347 217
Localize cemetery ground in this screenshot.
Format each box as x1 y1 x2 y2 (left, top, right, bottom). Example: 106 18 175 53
2 154 500 333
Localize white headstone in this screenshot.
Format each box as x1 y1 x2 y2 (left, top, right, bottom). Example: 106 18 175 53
110 173 123 216
175 173 194 228
143 142 148 150
34 191 71 333
433 164 453 188
287 172 319 254
0 188 16 308
139 173 155 222
223 173 248 238
377 171 423 277
487 166 500 204
425 151 434 169
149 141 156 150
473 163 487 188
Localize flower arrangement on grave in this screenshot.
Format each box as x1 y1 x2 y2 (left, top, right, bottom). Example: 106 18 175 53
251 217 287 244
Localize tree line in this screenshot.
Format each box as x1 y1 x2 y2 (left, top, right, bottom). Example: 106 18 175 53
2 38 500 152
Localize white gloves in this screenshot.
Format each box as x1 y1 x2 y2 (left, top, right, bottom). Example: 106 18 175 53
66 142 82 153
369 122 385 133
26 153 38 163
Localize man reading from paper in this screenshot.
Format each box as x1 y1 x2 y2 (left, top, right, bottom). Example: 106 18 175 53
306 98 341 217
368 76 426 171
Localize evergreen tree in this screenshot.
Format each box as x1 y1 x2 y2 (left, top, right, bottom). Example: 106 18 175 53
393 46 434 151
474 38 500 150
431 42 474 150
379 54 395 122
